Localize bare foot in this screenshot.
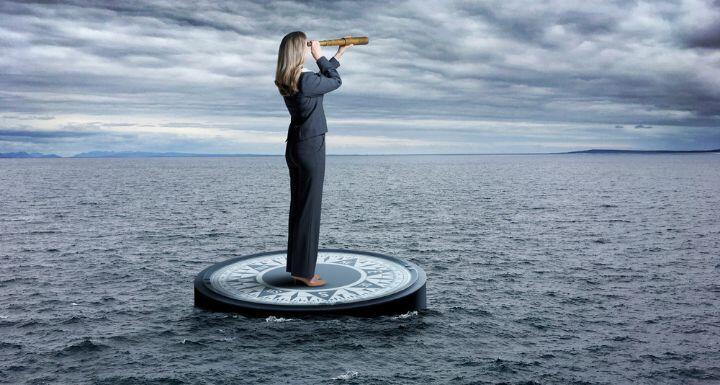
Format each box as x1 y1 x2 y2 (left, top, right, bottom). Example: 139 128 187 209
291 274 326 287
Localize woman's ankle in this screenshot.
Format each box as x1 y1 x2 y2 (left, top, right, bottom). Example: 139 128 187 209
293 274 313 280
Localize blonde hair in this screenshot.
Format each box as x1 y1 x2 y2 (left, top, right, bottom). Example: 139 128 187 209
275 31 306 96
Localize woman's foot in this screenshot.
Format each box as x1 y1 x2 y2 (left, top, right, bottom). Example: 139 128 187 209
291 274 326 287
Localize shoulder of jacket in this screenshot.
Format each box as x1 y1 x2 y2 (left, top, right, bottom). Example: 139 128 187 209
298 71 319 86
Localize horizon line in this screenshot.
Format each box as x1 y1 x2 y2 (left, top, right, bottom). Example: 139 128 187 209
2 148 720 159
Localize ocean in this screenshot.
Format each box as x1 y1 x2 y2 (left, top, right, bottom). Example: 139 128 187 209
1 154 718 384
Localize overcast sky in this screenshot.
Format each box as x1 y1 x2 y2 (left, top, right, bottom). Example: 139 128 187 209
1 0 719 155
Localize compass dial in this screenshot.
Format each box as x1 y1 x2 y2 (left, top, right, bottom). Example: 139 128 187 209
207 251 413 305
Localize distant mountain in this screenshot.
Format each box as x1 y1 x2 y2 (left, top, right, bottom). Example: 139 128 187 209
72 151 268 158
564 148 720 154
0 151 61 158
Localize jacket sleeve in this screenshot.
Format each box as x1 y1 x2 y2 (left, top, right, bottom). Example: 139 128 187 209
300 56 342 97
326 56 341 69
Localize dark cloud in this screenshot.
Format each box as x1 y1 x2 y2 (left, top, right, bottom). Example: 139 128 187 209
0 126 101 143
0 0 718 154
0 129 95 138
2 114 55 120
680 0 720 48
684 23 720 48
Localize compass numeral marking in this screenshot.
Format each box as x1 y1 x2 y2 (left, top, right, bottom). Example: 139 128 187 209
309 290 337 300
353 281 382 289
363 269 386 276
248 262 276 272
333 258 358 266
258 287 285 297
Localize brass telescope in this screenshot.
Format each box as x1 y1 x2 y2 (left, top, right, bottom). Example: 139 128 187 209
307 36 369 47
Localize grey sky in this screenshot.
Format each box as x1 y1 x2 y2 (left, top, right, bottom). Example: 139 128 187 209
1 0 718 155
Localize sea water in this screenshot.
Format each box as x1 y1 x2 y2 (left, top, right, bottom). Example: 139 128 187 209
1 154 718 384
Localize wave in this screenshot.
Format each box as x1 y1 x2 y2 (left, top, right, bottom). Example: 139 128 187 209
332 370 359 380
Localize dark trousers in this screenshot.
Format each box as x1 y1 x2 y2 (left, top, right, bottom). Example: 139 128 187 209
285 133 326 279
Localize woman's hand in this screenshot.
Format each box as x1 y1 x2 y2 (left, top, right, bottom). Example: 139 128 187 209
310 40 322 61
334 35 354 60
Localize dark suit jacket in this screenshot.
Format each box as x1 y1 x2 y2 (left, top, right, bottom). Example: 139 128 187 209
283 56 341 142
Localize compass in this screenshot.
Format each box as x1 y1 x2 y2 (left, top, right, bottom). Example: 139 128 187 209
194 249 427 317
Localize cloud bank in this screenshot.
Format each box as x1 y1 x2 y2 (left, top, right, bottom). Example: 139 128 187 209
1 0 718 155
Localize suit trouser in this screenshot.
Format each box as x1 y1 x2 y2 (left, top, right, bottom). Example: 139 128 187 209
285 133 326 279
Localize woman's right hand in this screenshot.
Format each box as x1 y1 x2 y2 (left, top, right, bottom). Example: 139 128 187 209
310 40 322 60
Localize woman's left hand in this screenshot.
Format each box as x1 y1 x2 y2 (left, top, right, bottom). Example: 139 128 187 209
335 35 354 59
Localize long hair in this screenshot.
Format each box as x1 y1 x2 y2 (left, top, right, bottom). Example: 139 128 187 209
275 31 306 96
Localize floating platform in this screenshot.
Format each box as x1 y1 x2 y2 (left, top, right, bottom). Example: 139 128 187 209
194 249 426 317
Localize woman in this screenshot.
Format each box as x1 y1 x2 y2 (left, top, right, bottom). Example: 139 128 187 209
274 31 353 287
